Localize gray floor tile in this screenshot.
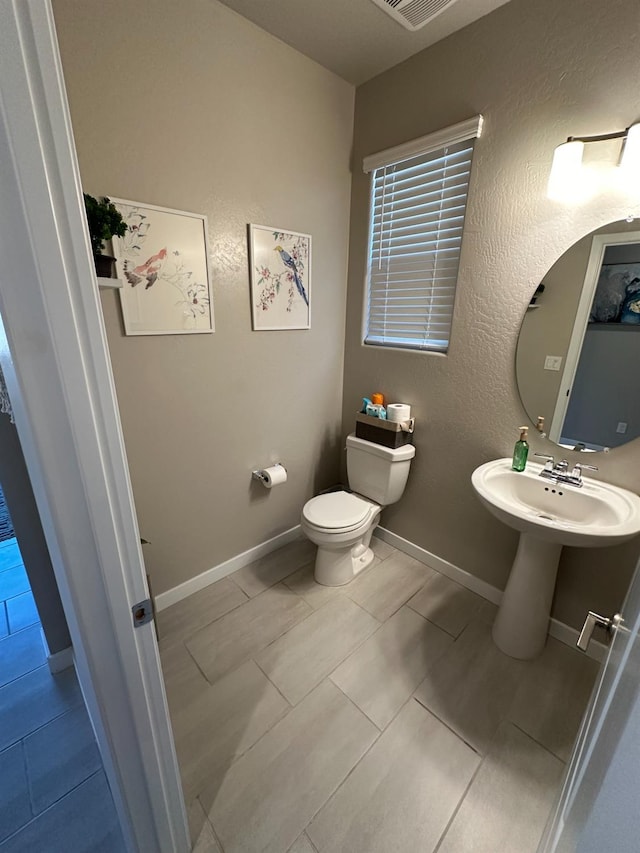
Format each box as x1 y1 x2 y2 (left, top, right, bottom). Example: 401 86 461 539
331 606 453 729
157 578 248 649
160 642 211 709
437 722 564 853
0 566 30 604
24 705 101 813
0 743 31 843
0 666 82 752
369 535 396 561
0 543 22 574
308 699 480 853
0 771 124 853
508 637 599 761
0 625 46 688
346 550 434 621
288 834 316 853
407 572 485 638
414 618 528 754
232 540 316 598
188 799 222 853
204 680 379 853
6 592 39 634
282 561 350 610
172 660 290 800
0 605 7 640
186 584 312 684
256 597 379 705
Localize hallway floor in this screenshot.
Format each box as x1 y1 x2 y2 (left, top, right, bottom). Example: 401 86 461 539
159 534 599 853
0 538 124 852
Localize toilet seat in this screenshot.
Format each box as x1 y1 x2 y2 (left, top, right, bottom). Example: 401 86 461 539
302 491 378 534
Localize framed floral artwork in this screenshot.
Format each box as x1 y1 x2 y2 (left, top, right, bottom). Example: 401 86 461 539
249 224 311 330
111 198 214 335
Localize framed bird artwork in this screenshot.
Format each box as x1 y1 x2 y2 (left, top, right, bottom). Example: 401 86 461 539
111 198 214 335
249 224 311 330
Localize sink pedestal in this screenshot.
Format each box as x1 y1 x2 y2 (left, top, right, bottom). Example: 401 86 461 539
492 533 562 660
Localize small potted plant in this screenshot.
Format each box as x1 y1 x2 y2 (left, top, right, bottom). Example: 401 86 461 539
83 193 128 278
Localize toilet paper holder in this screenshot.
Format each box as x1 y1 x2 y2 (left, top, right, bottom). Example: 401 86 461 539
252 463 285 485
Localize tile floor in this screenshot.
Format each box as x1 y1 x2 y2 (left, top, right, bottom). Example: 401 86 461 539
158 535 600 853
0 538 124 852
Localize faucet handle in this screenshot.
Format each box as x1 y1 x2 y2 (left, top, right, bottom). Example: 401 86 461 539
573 462 598 473
534 453 554 471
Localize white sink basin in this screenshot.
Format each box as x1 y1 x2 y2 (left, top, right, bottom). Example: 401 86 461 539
471 458 640 660
472 458 640 547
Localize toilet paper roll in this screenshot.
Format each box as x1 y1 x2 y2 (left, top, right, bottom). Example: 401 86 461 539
262 464 287 488
386 403 411 423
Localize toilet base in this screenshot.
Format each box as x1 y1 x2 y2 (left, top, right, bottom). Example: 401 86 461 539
314 541 375 586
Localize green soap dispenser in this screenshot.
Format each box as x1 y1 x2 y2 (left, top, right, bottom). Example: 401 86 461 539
512 426 529 472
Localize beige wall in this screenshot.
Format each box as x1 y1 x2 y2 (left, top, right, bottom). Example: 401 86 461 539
344 0 640 628
53 0 354 595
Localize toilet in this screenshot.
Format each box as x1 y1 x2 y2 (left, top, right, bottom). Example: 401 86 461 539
301 434 416 586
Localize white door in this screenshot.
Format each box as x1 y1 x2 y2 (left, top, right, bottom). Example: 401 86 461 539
549 230 640 444
539 552 640 852
0 1 188 850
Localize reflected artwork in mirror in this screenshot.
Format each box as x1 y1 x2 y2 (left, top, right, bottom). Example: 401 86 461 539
516 218 640 452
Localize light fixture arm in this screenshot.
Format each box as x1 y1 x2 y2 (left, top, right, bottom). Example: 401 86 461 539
566 129 630 144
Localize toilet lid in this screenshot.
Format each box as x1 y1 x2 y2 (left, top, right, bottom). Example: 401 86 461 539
303 491 374 530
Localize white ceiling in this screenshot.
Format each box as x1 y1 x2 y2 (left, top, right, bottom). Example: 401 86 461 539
217 0 512 85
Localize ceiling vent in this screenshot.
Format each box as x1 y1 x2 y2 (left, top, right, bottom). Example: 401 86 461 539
370 0 462 31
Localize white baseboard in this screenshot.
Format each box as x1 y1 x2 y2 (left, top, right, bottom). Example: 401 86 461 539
47 645 74 673
376 526 608 663
155 524 304 612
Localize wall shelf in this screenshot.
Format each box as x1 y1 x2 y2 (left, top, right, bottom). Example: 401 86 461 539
98 277 123 289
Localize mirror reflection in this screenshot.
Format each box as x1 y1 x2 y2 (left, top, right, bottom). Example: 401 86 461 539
516 218 640 452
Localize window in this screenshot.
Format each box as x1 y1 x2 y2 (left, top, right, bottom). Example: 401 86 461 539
363 116 482 353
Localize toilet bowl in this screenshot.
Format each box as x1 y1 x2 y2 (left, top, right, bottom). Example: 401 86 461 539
301 434 415 586
301 490 381 586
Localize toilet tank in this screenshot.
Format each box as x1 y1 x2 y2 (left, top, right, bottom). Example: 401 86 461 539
346 434 415 506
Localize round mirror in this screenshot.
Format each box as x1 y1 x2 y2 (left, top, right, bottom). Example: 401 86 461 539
516 218 640 452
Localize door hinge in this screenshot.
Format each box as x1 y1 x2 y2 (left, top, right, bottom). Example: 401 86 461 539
132 598 154 628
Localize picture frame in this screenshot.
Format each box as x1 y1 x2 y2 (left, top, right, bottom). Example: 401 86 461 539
590 260 640 325
111 198 214 336
249 224 311 331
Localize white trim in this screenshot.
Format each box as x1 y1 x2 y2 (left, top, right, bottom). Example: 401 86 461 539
362 114 483 173
47 645 74 673
155 525 304 611
375 526 607 662
376 526 502 603
549 229 640 442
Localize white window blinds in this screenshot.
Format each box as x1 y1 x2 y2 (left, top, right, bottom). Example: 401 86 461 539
363 117 481 353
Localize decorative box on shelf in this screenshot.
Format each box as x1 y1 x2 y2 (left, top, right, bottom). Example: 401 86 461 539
354 412 414 449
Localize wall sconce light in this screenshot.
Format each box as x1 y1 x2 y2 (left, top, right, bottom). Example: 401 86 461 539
548 123 640 201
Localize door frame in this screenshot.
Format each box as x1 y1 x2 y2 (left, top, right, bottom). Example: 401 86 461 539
0 1 188 850
549 229 640 443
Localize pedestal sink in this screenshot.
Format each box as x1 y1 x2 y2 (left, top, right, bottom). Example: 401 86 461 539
471 458 640 659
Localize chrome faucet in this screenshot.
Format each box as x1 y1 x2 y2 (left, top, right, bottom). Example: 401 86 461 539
534 454 598 488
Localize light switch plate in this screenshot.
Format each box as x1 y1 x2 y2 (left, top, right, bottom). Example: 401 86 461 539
544 355 563 371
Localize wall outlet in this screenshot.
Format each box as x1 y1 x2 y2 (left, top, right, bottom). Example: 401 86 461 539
616 422 628 434
544 355 563 371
